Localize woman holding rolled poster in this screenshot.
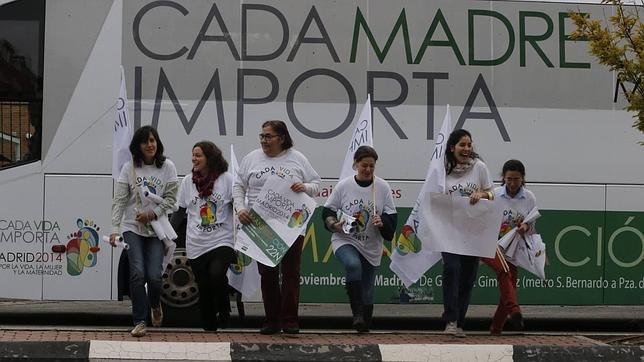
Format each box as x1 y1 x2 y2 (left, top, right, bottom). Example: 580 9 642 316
322 146 397 332
109 126 179 337
482 159 537 335
233 120 321 335
441 129 493 338
170 141 235 331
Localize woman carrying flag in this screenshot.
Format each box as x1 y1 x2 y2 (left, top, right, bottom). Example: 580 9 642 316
482 159 537 335
441 129 494 338
322 145 397 332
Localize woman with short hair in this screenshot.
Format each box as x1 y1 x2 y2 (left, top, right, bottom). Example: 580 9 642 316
233 120 321 335
322 145 397 332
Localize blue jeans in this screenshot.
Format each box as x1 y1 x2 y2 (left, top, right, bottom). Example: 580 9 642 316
123 231 164 326
441 252 479 328
334 244 376 304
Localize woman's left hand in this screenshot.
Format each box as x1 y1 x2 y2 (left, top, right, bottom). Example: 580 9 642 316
291 182 306 193
469 191 484 205
372 214 383 227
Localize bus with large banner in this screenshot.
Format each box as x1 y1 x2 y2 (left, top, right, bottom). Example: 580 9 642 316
0 0 641 322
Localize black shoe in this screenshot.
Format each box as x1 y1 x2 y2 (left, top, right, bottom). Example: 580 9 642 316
353 315 368 333
259 326 280 335
282 327 299 334
508 312 524 331
218 314 230 329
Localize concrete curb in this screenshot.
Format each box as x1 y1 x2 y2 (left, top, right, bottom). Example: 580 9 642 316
1 341 642 361
0 341 89 360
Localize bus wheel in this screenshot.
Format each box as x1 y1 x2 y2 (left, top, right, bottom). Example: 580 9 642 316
160 247 200 327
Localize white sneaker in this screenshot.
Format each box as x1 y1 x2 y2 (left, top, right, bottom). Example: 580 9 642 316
131 322 146 337
151 305 163 327
455 327 466 338
444 321 458 335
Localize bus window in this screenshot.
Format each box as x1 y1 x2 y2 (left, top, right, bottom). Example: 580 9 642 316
0 0 44 169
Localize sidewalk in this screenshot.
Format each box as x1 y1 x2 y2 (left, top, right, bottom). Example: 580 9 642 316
0 328 641 361
0 300 642 361
0 300 642 332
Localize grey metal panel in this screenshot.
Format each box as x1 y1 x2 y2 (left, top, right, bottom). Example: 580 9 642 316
41 0 114 159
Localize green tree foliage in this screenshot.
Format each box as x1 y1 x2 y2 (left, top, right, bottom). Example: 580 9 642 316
570 0 644 143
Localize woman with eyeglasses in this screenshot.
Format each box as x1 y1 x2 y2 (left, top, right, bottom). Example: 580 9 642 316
482 159 537 335
233 120 321 335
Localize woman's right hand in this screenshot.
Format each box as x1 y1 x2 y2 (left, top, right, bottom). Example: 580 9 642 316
332 219 346 233
237 209 252 225
109 233 120 247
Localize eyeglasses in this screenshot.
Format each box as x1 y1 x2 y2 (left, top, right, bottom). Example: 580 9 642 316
259 133 280 141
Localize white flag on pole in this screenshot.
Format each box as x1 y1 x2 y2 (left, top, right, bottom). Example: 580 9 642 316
339 95 373 180
112 66 133 180
227 144 260 301
389 105 452 287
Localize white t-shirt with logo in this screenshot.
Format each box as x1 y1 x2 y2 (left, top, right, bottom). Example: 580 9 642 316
324 176 396 266
494 185 538 239
178 172 234 259
445 159 493 197
117 160 178 237
234 148 320 210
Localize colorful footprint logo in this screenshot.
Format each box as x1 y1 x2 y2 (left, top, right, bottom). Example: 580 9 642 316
65 219 100 276
396 224 422 255
352 210 369 233
199 200 217 226
287 205 310 228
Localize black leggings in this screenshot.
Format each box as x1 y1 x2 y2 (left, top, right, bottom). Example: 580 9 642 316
189 246 236 330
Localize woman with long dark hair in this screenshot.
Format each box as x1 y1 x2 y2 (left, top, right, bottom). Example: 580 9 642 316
441 129 493 338
171 141 235 331
110 125 178 337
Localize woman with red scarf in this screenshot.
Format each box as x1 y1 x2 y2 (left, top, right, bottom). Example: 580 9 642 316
171 141 235 331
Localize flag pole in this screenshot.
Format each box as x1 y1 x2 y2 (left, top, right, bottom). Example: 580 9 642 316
372 173 376 216
496 246 509 273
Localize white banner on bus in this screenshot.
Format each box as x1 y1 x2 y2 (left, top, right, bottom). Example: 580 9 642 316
235 177 317 267
421 193 502 257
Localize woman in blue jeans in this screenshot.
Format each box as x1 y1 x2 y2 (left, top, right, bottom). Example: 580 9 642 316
322 146 397 332
441 129 493 337
110 126 179 337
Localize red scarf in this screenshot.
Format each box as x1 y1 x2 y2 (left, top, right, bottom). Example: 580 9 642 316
192 169 219 198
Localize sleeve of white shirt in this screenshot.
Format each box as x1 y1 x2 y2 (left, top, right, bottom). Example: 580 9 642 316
178 176 189 209
479 160 493 191
117 161 132 184
299 152 321 197
323 180 342 211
